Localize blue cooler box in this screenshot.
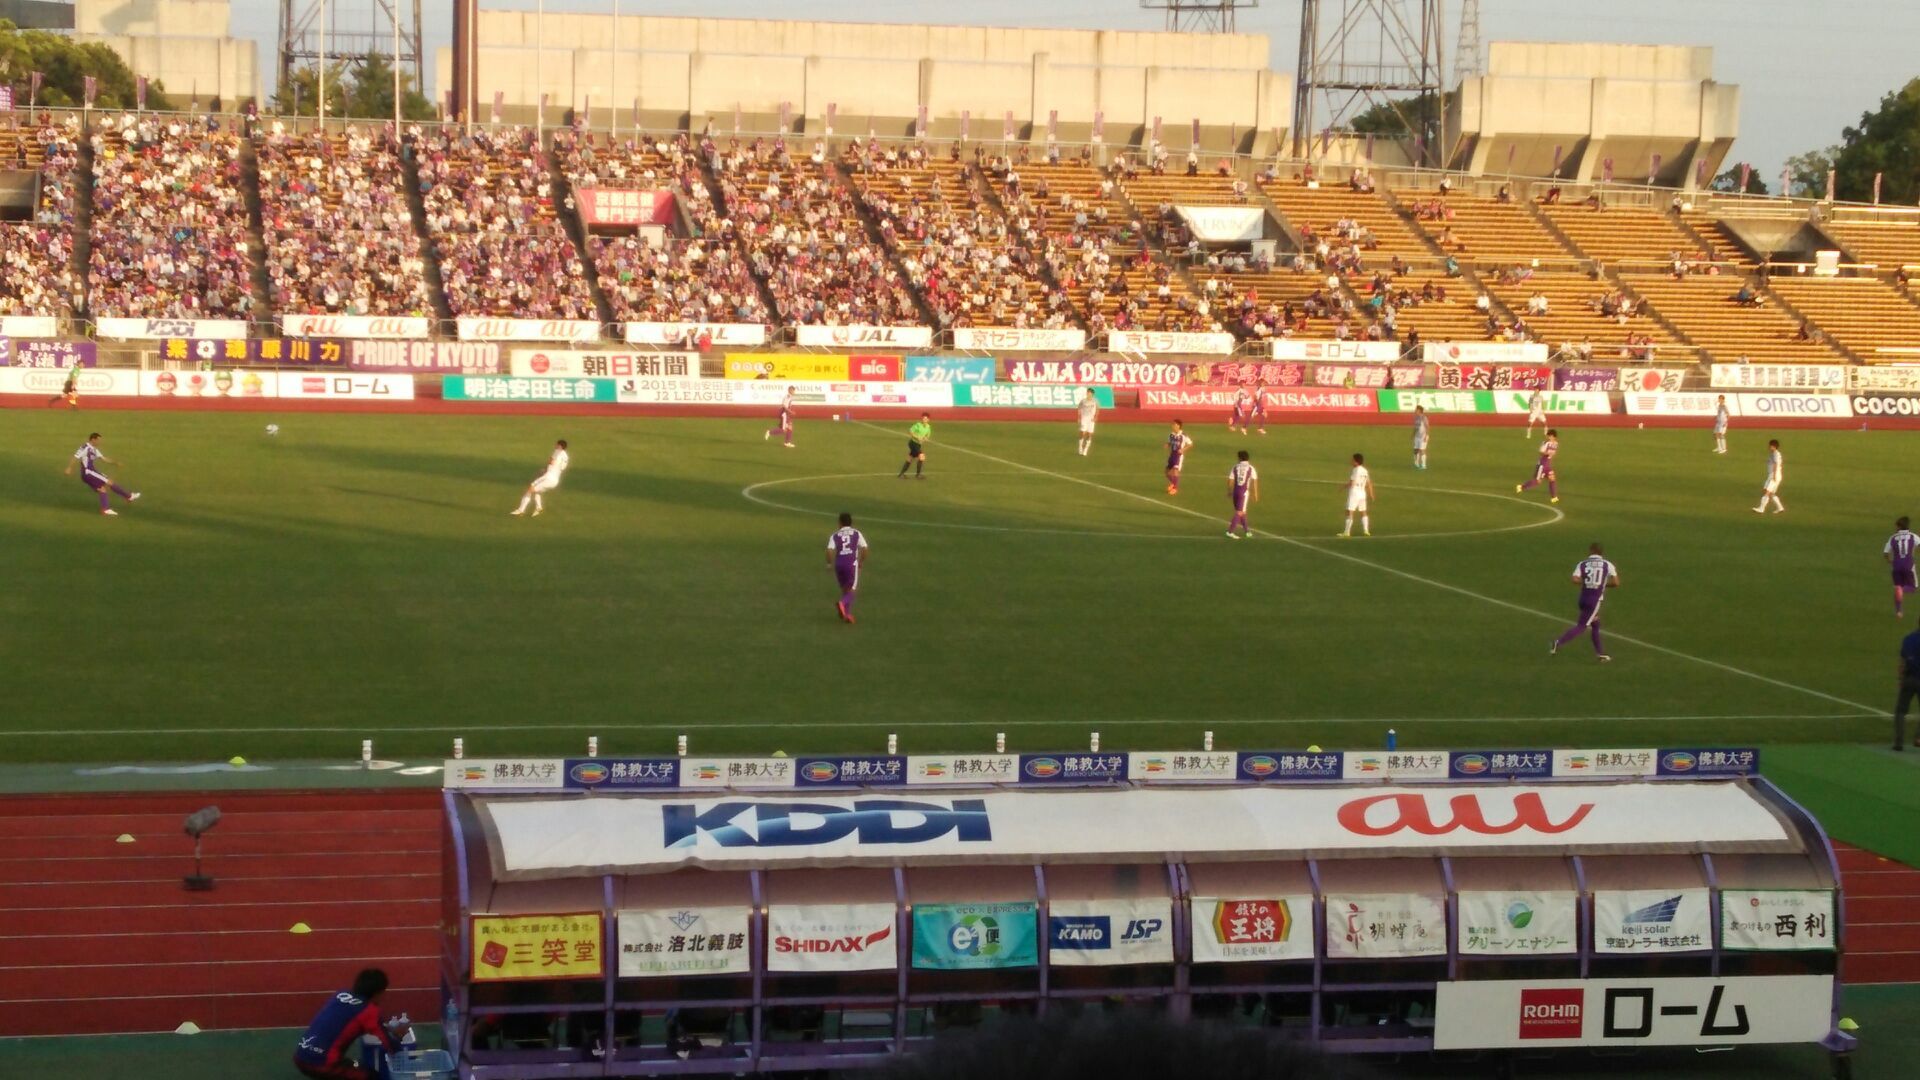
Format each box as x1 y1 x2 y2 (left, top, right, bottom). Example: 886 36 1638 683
383 1048 456 1079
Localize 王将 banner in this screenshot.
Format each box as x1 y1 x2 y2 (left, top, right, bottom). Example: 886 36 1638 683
1433 975 1835 1050
470 912 603 982
510 349 698 379
616 907 751 977
277 374 416 400
140 370 280 398
794 324 934 349
1592 888 1712 953
1621 367 1688 392
1006 359 1186 386
0 315 57 338
1491 390 1613 415
1622 392 1733 417
903 356 996 383
1377 390 1494 413
1189 897 1315 963
350 341 500 373
1324 894 1447 958
1270 339 1399 362
161 338 349 368
1553 367 1621 392
1310 363 1427 389
1107 330 1236 355
1188 360 1307 387
1719 890 1835 952
626 321 768 347
1736 392 1853 418
1423 341 1548 364
1711 363 1847 391
575 187 677 227
724 354 850 381
1047 898 1174 967
953 327 1086 352
955 384 1112 409
98 317 248 341
767 903 899 973
0 367 140 396
442 376 618 404
1457 892 1578 956
1 340 96 367
911 901 1039 970
456 317 603 343
278 314 430 339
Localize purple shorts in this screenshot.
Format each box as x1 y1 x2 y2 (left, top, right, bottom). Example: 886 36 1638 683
834 564 859 591
82 472 107 492
1233 490 1250 511
1897 565 1917 589
1166 453 1184 471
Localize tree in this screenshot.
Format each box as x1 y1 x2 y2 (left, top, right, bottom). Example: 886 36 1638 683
1782 146 1838 200
1832 77 1920 204
1345 90 1459 138
1710 163 1769 195
274 54 435 121
0 21 175 110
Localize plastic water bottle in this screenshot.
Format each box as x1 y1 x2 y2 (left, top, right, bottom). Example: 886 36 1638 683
399 1013 417 1049
443 996 461 1057
1386 728 1398 751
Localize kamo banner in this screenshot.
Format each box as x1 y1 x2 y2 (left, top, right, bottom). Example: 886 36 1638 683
1457 892 1578 956
910 901 1039 970
1047 898 1174 967
617 907 751 976
1190 897 1314 963
723 354 849 381
1719 890 1835 952
1592 888 1712 953
470 912 604 981
1324 894 1446 958
768 904 899 972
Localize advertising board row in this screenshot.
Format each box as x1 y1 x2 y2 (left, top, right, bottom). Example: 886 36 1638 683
0 368 414 400
468 887 1831 983
446 747 1756 792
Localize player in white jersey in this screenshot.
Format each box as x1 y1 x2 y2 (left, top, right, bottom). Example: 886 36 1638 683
1711 395 1730 454
1524 388 1547 438
1410 405 1430 470
1340 453 1375 537
1076 389 1099 456
511 440 569 517
1751 439 1784 514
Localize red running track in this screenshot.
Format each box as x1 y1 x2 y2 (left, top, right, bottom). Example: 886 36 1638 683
0 789 443 1036
1838 841 1920 984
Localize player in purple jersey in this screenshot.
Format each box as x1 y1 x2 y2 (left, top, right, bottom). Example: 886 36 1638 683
1887 517 1918 617
63 433 140 516
1228 388 1253 435
1516 429 1560 504
1250 383 1269 435
1164 420 1193 495
826 512 869 624
1550 542 1618 662
765 386 796 447
1225 451 1259 539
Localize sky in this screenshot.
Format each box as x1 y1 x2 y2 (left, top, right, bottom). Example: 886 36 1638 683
231 0 1920 179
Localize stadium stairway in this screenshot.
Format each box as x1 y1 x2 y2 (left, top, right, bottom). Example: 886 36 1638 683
0 789 443 1036
236 139 276 320
401 137 458 326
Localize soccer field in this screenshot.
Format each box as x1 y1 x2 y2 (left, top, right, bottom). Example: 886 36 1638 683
0 408 1899 764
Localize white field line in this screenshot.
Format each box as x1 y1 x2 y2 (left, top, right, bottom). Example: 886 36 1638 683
854 420 1881 717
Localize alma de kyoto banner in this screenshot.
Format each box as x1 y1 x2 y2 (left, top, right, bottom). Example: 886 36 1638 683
476 783 1796 879
766 903 899 973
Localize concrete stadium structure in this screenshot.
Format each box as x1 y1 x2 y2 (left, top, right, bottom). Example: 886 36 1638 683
71 0 262 107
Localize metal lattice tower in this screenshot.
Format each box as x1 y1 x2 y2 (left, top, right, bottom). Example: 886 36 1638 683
1292 0 1445 164
279 0 426 96
1454 0 1484 84
1140 0 1259 34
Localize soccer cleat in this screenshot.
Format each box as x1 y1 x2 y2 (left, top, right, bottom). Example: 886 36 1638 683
1363 530 1371 537
764 430 770 441
510 508 525 516
836 601 855 624
531 509 542 517
128 492 141 502
1751 507 1765 514
1597 654 1612 663
1773 507 1785 514
1166 485 1178 495
1549 640 1558 655
102 509 118 516
1549 497 1559 504
1515 484 1524 493
784 442 794 449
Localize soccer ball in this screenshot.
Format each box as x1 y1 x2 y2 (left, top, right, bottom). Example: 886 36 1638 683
265 424 280 436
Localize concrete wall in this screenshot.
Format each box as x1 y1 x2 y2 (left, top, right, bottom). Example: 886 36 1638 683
73 0 259 105
75 0 232 38
1487 41 1713 82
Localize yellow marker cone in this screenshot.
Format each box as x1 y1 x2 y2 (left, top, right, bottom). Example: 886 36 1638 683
228 756 247 766
1839 1017 1859 1031
115 834 136 844
771 750 788 758
288 922 312 935
174 1021 202 1035
1306 745 1323 753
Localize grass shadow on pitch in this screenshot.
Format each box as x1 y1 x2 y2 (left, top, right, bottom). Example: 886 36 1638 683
322 485 486 515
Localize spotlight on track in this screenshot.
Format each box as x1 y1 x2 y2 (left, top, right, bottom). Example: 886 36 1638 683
183 806 221 892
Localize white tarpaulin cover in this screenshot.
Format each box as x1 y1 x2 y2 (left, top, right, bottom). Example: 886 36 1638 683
1175 205 1267 243
473 782 1796 879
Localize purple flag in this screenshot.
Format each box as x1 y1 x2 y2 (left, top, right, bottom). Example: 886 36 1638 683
1696 159 1709 186
1739 163 1751 192
959 109 969 141
1190 117 1200 144
1602 157 1614 182
83 75 97 107
826 101 836 134
136 76 147 111
1650 153 1661 179
1874 172 1883 205
779 100 790 135
1152 116 1162 144
917 103 928 136
1047 109 1057 141
490 90 502 125
1826 168 1836 202
1319 128 1331 155
1552 145 1563 175
1003 111 1014 142
1092 109 1104 143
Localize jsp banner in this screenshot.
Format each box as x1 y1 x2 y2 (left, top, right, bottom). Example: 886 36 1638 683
911 901 1039 970
1592 888 1712 953
1433 975 1834 1049
767 903 899 973
1719 890 1835 952
470 913 604 982
617 907 751 977
1325 894 1446 958
1189 897 1315 963
1457 892 1578 956
1377 390 1494 413
1047 898 1175 967
1492 391 1612 415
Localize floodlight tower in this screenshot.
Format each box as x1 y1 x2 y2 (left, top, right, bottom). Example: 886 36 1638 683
278 1 426 110
1291 0 1446 166
1454 0 1484 84
1141 0 1259 34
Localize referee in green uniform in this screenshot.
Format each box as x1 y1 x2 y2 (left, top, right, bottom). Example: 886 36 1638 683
898 413 932 480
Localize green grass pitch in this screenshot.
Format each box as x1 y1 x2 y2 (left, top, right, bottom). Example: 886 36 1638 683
0 408 1901 764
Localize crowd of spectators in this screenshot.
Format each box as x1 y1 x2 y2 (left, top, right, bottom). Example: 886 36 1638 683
88 113 254 319
412 125 594 319
0 116 81 316
256 124 432 316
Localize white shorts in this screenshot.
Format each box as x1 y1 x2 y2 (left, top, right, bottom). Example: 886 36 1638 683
1763 482 1779 495
1347 491 1369 512
532 475 560 494
1528 410 1546 423
1079 420 1096 435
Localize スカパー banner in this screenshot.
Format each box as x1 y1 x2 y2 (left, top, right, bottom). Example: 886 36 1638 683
617 907 751 977
470 912 603 981
1048 898 1175 967
911 902 1039 970
1457 892 1578 956
903 356 996 383
1325 894 1447 958
1719 890 1834 952
767 904 899 972
1190 897 1315 963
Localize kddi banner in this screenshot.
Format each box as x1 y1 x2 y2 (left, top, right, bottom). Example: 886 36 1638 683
1434 975 1834 1049
1047 898 1174 967
616 907 751 977
1491 391 1612 415
767 904 898 973
511 349 698 379
477 782 1795 877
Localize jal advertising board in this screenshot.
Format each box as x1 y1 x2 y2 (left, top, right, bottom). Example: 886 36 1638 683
1270 340 1399 362
1433 975 1834 1049
767 904 899 973
1048 899 1175 967
626 321 767 347
1457 892 1578 956
1005 359 1186 386
278 374 416 400
1592 889 1713 954
456 317 603 343
911 902 1039 970
617 907 751 977
279 314 430 339
953 327 1086 351
1720 890 1835 952
510 349 698 379
1324 894 1447 958
351 340 501 373
1189 897 1315 963
795 324 934 349
1107 330 1236 355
